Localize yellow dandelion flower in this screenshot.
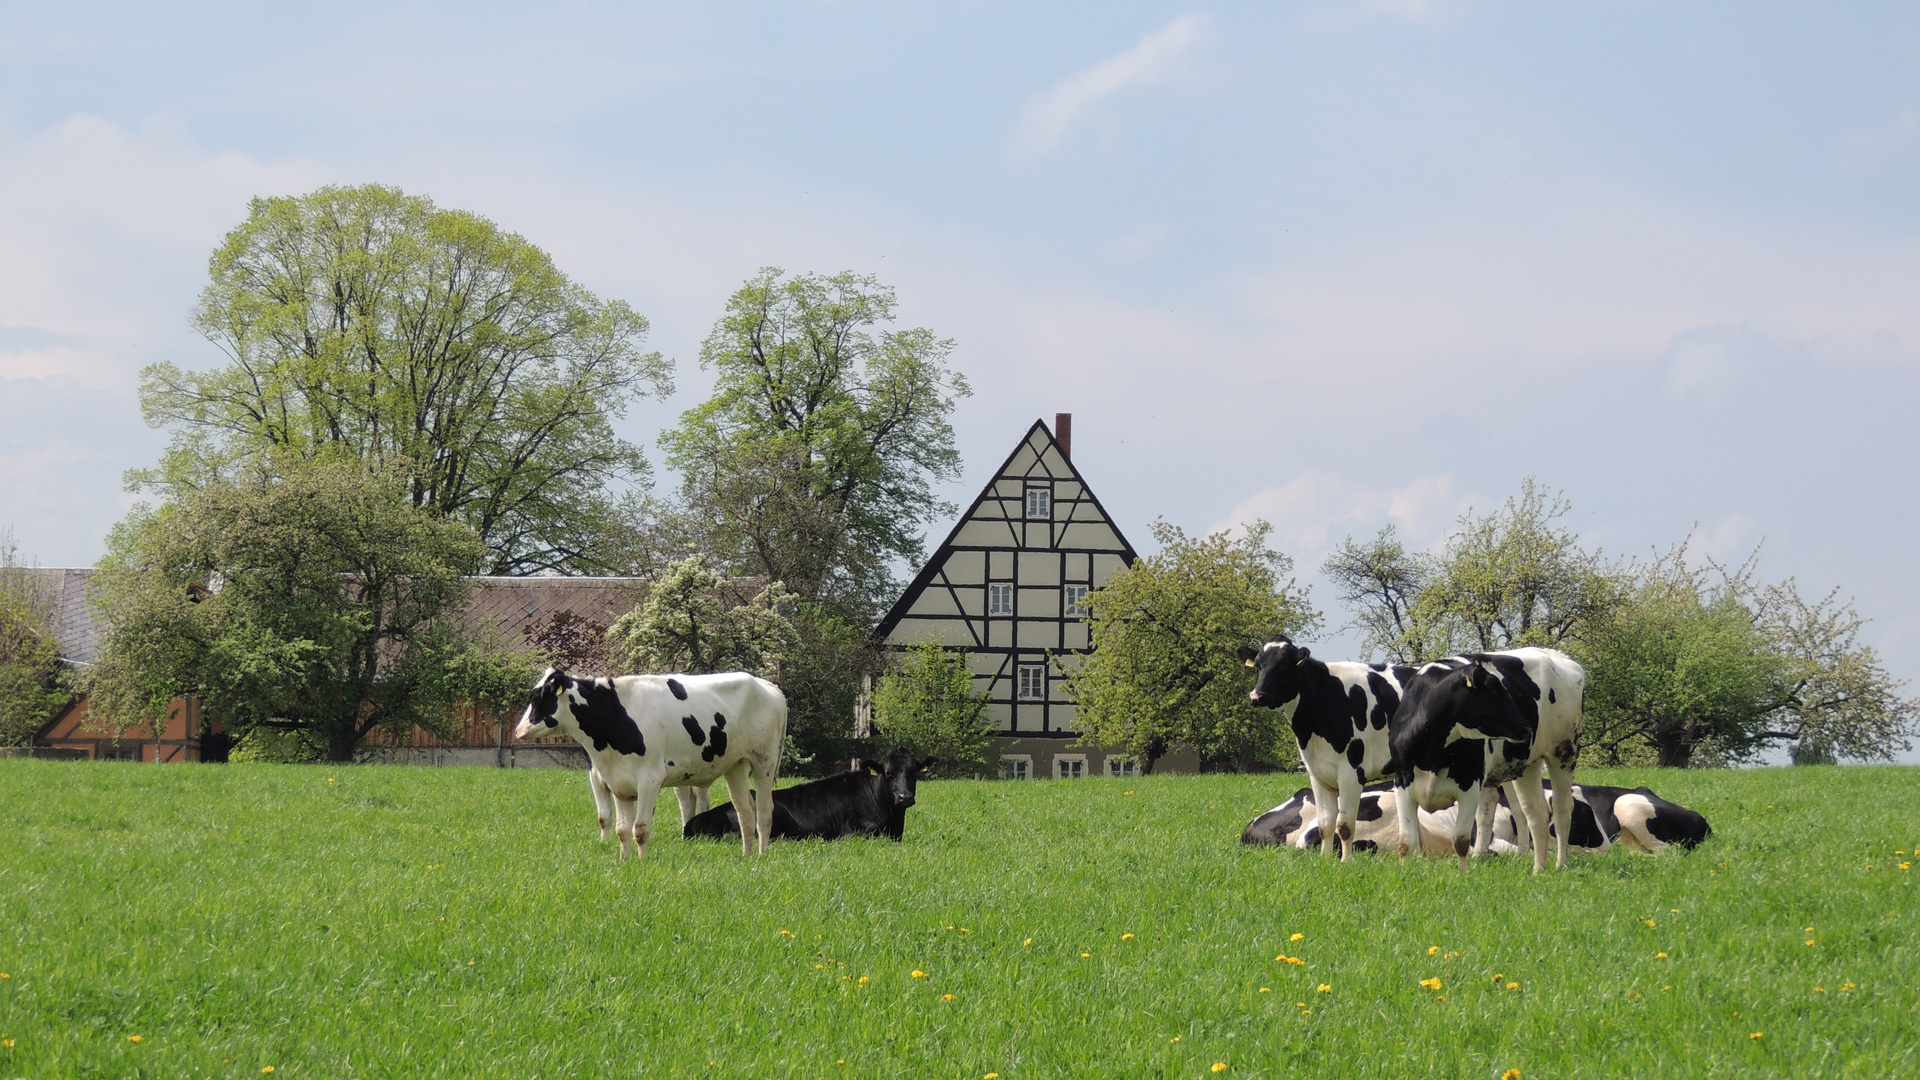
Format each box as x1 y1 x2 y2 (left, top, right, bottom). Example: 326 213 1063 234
1643 919 1657 928
1901 862 1912 871
1295 1002 1306 1007
1124 790 1134 794
1669 908 1679 913
1170 1036 1181 1043
1303 1007 1313 1013
0 973 8 979
1212 1063 1229 1073
986 1074 999 1079
1082 952 1092 958
1492 972 1505 982
814 964 824 970
2 1039 13 1049
1662 986 1671 992
1750 1033 1763 1041
1023 938 1033 947
1436 995 1446 1001
1259 987 1271 993
1656 952 1668 959
1507 982 1519 991
127 1036 142 1044
1806 940 1816 947
263 1069 275 1075
1841 982 1856 991
1291 933 1305 942
941 994 955 1002
961 928 971 933
1316 984 1331 993
1814 986 1825 993
1420 977 1444 991
1428 945 1441 955
857 976 869 985
780 930 795 937
912 970 928 978
1803 926 1813 932
1122 933 1135 941
1502 1070 1521 1080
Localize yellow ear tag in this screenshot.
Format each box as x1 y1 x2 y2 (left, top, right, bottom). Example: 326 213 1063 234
1244 659 1257 668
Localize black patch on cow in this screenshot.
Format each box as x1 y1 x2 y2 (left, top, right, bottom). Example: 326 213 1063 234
1365 671 1402 730
667 678 688 700
1347 738 1367 770
681 715 705 744
1302 825 1321 848
701 713 729 762
1355 796 1384 822
1548 687 1556 704
563 678 647 757
1634 787 1713 849
1350 839 1378 854
1242 794 1309 846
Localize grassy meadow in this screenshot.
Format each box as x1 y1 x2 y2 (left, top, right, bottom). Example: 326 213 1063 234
0 759 1915 1079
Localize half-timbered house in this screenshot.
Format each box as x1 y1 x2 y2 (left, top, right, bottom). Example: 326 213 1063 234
873 415 1192 779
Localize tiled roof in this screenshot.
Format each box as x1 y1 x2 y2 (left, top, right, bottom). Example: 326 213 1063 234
22 569 651 663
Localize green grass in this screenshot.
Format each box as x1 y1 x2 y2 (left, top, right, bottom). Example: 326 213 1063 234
0 761 1916 1079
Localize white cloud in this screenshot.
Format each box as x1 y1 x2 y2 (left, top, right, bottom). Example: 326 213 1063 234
1833 106 1918 176
1008 15 1212 160
1209 471 1481 561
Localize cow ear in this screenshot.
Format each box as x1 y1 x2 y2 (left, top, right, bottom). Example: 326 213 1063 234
918 756 938 774
1295 647 1310 664
862 758 883 774
1236 645 1258 664
1462 665 1478 690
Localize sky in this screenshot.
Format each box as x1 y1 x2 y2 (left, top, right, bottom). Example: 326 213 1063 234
3 2 1918 753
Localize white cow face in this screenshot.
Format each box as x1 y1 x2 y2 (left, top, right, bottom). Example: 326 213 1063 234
514 667 574 740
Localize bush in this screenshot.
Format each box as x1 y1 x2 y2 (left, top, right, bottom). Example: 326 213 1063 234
870 641 993 777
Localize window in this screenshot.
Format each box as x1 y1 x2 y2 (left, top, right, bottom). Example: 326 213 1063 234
1017 664 1047 700
1063 584 1089 615
1000 756 1032 781
1106 756 1137 778
1026 487 1051 519
988 583 1014 616
1055 755 1086 779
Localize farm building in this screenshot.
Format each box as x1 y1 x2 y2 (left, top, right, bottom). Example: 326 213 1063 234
871 415 1197 779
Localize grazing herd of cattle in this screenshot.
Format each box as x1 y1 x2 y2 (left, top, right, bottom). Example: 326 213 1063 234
512 637 1711 866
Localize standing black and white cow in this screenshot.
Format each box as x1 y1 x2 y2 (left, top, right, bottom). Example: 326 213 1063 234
683 747 938 842
1387 648 1585 871
1240 637 1421 860
513 667 787 860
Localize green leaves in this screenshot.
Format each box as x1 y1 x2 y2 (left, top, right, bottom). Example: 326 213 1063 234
1062 520 1320 770
870 641 994 777
141 184 672 575
606 557 799 680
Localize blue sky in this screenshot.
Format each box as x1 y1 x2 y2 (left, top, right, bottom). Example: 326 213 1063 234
4 2 1918 740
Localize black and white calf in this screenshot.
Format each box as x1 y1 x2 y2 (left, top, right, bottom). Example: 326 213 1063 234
1387 648 1586 871
683 747 937 842
1240 637 1419 860
514 668 787 860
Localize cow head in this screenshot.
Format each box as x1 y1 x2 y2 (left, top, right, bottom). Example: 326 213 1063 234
865 746 936 810
1436 661 1530 742
1241 636 1312 707
513 666 575 740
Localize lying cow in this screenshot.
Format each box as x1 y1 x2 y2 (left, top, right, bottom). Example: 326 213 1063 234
1244 779 1709 856
514 667 787 860
684 747 936 842
1387 649 1586 871
1240 637 1420 861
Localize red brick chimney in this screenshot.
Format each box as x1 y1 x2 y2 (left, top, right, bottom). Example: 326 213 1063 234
1054 412 1072 460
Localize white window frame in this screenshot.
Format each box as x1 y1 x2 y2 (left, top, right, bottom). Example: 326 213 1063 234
1054 754 1087 779
1106 755 1137 778
1026 487 1051 519
988 583 1014 616
1017 663 1047 700
1063 584 1090 615
1000 755 1032 781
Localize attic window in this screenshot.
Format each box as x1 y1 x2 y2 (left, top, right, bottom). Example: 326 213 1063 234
989 584 1013 616
1026 487 1051 519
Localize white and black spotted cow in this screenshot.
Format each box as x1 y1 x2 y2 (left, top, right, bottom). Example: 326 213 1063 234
1240 781 1492 856
1240 637 1425 860
513 667 787 860
1387 648 1585 872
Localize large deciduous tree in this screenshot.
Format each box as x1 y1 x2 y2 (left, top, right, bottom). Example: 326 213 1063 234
86 461 527 762
0 531 68 746
1062 520 1321 772
656 268 969 620
137 183 674 575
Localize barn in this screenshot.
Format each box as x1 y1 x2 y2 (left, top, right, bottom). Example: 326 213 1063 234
871 415 1196 779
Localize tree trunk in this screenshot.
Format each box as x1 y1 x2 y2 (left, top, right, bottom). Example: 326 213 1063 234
1651 715 1698 768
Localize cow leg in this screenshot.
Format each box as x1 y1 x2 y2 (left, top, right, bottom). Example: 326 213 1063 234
1307 769 1339 857
749 754 776 856
1471 785 1502 857
591 766 615 841
629 784 659 860
1394 784 1421 859
613 792 640 861
1542 754 1575 871
1510 764 1554 874
721 762 758 857
675 785 711 830
1506 781 1534 855
1333 769 1363 862
1447 783 1481 869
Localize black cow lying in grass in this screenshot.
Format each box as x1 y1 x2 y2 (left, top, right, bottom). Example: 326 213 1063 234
1243 780 1711 855
683 747 937 842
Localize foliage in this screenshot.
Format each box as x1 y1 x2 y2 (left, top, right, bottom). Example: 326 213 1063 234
4 760 1916 1077
869 640 994 777
1320 524 1435 663
606 557 799 679
1750 575 1917 766
85 460 507 762
0 530 68 746
137 183 674 575
657 268 969 621
1062 520 1321 771
775 605 881 776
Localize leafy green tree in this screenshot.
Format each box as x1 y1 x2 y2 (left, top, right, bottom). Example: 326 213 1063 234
86 461 515 762
657 268 969 620
1062 520 1321 772
607 557 799 678
138 183 674 575
869 641 993 778
0 531 69 746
